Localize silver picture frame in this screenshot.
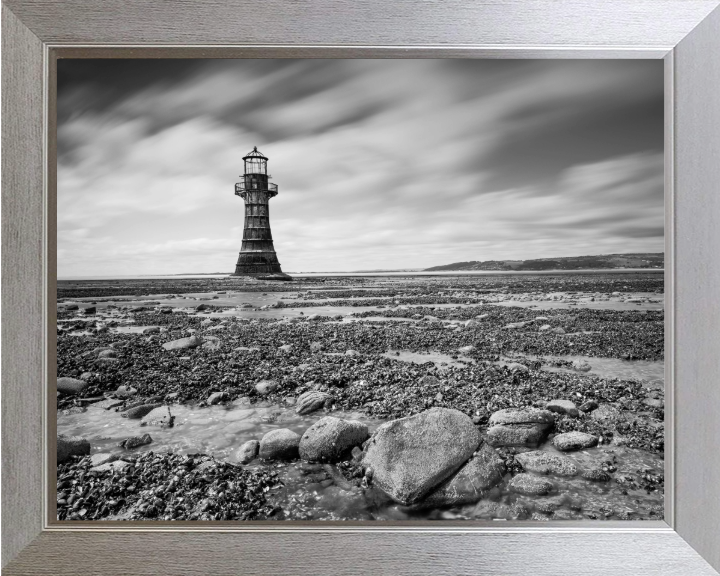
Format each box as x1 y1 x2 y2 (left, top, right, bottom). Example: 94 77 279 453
2 1 720 573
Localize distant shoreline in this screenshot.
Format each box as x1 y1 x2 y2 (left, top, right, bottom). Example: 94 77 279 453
58 268 664 281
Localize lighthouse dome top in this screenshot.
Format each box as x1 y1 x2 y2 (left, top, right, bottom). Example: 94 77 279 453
242 146 268 161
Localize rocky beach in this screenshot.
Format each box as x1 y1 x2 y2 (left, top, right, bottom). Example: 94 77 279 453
56 271 665 522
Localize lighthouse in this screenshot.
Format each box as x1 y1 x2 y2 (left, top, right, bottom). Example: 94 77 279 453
232 147 291 279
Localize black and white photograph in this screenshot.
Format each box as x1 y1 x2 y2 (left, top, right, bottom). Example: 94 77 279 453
56 59 665 522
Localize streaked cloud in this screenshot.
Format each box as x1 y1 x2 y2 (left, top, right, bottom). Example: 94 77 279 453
57 59 663 276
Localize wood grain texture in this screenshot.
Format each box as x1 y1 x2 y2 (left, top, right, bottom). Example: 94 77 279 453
673 4 720 572
0 4 45 568
4 531 719 576
3 0 719 47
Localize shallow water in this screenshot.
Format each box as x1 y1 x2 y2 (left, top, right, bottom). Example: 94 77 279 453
60 289 663 319
539 355 664 389
58 400 663 521
57 400 384 463
380 349 664 387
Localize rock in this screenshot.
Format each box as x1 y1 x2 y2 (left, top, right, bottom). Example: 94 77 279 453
57 435 90 463
196 304 209 311
115 385 137 397
506 362 529 373
515 450 579 476
56 377 88 395
571 360 592 372
255 380 279 395
234 346 260 353
142 326 160 334
295 391 333 415
122 403 162 419
509 473 554 496
486 407 555 448
643 397 664 408
539 324 551 331
299 417 369 462
486 424 551 448
162 335 203 351
64 304 79 310
89 453 117 467
591 404 622 422
94 398 125 410
345 349 359 356
307 314 322 321
79 372 93 380
361 408 481 505
553 431 599 451
418 375 441 387
236 440 259 464
489 408 555 426
422 442 506 506
140 406 174 428
458 345 475 354
81 306 97 315
119 434 153 449
259 429 301 460
278 344 293 353
582 468 612 482
98 349 117 358
309 341 323 352
579 400 599 412
504 322 526 329
91 460 131 473
207 391 228 405
545 399 579 418
551 327 566 334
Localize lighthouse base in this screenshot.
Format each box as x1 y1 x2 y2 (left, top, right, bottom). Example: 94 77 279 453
232 251 291 280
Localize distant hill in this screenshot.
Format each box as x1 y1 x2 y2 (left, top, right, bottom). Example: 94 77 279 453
424 253 664 272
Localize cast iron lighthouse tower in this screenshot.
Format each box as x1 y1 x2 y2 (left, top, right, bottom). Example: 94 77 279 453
232 147 290 279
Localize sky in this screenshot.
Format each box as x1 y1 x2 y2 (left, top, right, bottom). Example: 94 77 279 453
57 59 664 276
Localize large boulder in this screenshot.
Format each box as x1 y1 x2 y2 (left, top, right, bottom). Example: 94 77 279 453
553 431 599 452
259 429 301 460
486 407 555 448
508 473 554 496
57 435 90 463
422 442 506 507
295 391 333 415
162 335 203 351
299 417 369 462
57 377 88 395
236 440 259 464
361 408 481 505
515 450 579 476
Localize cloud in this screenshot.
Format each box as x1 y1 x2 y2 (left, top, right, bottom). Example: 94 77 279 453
57 60 664 276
